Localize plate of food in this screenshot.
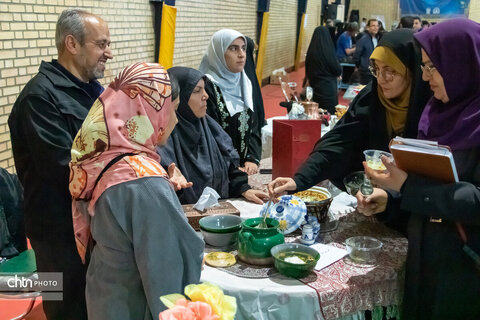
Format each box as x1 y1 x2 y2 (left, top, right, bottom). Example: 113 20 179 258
294 186 332 222
204 251 236 268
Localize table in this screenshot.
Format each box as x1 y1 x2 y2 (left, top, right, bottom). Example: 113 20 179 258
200 195 407 320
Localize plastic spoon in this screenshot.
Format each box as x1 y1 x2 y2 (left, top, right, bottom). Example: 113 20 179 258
257 198 273 229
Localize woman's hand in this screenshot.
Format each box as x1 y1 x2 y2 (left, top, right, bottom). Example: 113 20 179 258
242 189 268 205
167 163 193 191
267 177 297 199
239 161 259 175
355 188 388 216
363 155 408 192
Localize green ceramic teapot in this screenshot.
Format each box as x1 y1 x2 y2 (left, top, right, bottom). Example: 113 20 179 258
237 217 285 265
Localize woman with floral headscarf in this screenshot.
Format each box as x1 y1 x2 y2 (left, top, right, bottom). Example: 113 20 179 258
362 19 480 319
69 62 204 320
200 29 263 175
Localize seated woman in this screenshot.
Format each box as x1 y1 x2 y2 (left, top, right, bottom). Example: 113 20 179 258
359 18 480 319
69 62 204 320
200 29 263 175
157 66 267 205
269 29 431 209
305 26 342 114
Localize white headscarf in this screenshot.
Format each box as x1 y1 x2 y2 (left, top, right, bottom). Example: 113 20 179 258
199 29 254 116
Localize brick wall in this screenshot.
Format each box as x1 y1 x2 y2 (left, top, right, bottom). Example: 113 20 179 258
173 0 256 68
348 0 399 32
261 1 297 78
301 0 324 66
0 0 155 172
469 0 480 21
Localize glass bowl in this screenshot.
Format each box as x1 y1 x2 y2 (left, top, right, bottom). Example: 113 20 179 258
271 243 320 278
345 236 383 264
343 171 365 196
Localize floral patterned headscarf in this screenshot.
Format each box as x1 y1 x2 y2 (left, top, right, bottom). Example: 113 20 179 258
69 62 173 262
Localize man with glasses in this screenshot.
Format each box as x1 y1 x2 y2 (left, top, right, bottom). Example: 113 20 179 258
353 19 380 84
9 9 113 320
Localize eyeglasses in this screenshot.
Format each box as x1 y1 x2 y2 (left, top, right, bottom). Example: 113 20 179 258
368 66 399 82
420 64 437 77
90 40 111 50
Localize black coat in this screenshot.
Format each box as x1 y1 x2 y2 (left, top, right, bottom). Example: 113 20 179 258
158 67 250 204
305 26 342 113
381 147 480 319
8 61 102 240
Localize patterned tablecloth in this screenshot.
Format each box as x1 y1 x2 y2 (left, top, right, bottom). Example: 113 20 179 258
203 161 408 320
300 213 407 320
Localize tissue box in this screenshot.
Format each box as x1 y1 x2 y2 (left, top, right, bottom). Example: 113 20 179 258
182 201 240 231
270 73 290 85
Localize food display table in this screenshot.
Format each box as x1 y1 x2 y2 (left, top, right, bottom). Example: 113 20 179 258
201 192 407 320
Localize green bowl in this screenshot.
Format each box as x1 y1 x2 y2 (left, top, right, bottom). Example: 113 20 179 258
198 215 242 233
271 243 320 278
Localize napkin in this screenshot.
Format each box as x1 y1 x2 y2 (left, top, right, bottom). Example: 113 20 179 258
311 243 348 271
193 187 220 212
328 192 357 219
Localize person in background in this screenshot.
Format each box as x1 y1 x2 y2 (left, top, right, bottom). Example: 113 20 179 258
305 26 342 114
398 16 414 29
0 168 26 259
244 36 266 128
353 19 380 85
268 30 432 231
358 18 480 320
157 67 267 205
360 17 367 32
325 19 337 47
8 9 113 320
69 63 204 320
336 22 359 62
377 19 387 35
200 29 262 175
419 20 431 32
412 16 422 32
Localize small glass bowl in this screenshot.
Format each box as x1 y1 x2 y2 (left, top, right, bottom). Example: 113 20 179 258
345 236 383 264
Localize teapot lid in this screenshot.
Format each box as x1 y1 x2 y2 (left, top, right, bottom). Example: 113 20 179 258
259 195 306 234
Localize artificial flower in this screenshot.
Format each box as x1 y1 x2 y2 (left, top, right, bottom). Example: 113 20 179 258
159 283 236 320
159 299 219 320
184 283 236 320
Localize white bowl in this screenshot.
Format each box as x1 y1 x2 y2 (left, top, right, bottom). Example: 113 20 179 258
200 228 239 247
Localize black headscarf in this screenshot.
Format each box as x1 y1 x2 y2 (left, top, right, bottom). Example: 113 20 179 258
244 36 266 127
305 26 342 81
157 67 240 204
368 28 432 148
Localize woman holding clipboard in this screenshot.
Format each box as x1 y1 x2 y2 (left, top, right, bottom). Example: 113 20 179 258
359 19 480 320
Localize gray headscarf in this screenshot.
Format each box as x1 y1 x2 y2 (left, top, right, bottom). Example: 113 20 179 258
199 29 254 116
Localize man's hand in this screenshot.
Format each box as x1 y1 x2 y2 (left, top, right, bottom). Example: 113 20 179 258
239 161 259 175
363 155 408 192
355 188 388 216
242 189 268 205
167 163 193 191
267 177 297 200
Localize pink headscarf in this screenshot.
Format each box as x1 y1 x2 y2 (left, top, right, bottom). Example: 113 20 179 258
69 62 174 262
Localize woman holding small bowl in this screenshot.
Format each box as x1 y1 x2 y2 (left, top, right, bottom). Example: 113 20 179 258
358 19 480 320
